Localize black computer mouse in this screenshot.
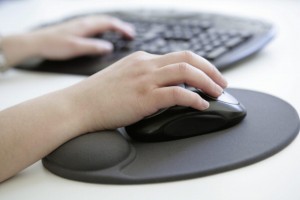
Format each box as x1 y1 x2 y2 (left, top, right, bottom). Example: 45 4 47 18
125 87 247 142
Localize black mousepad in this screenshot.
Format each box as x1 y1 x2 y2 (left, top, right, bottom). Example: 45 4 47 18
42 89 300 184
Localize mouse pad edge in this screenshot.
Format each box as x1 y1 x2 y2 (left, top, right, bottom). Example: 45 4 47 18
42 88 300 184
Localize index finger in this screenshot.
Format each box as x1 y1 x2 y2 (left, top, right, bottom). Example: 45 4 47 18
71 15 136 39
153 51 228 88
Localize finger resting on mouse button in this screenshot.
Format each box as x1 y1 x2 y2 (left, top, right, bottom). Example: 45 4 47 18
156 51 227 88
152 86 209 110
154 62 223 97
192 54 228 89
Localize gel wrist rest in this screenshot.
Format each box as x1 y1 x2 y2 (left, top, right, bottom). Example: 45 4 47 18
42 88 300 184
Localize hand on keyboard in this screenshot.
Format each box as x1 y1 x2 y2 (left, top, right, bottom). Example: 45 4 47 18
17 10 275 75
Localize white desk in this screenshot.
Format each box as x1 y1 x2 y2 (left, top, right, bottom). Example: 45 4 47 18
0 0 300 199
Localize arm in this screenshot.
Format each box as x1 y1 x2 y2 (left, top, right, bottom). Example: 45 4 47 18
0 88 84 182
1 15 135 68
0 50 227 182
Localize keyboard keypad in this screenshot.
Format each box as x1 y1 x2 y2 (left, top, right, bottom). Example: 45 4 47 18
16 10 275 75
99 19 252 61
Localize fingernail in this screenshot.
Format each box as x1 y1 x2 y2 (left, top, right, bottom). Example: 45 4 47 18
202 100 210 109
98 41 113 52
124 23 136 37
213 66 228 88
220 78 228 88
215 84 224 96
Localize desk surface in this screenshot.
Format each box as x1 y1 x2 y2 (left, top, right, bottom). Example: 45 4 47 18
0 0 300 199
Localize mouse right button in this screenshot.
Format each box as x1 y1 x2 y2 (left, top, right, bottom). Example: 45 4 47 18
217 91 239 104
164 115 227 139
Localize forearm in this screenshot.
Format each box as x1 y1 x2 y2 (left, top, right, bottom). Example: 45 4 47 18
0 88 84 182
1 33 39 68
0 49 227 182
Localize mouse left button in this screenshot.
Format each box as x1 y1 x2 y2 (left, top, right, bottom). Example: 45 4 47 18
217 91 239 104
44 130 131 171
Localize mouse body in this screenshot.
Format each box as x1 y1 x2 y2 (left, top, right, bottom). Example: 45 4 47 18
125 88 247 142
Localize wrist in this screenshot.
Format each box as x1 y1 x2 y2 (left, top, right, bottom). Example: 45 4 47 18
1 33 40 67
55 85 99 136
0 36 9 72
63 82 109 134
38 88 89 139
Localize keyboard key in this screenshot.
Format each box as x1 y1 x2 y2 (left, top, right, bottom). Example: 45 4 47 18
225 37 244 48
203 45 214 52
17 10 275 75
206 46 228 60
195 50 207 57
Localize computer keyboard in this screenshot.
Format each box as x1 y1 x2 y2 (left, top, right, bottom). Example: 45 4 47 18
17 10 276 75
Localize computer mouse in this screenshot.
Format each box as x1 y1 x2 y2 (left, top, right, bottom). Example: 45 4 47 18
44 130 133 171
125 87 247 142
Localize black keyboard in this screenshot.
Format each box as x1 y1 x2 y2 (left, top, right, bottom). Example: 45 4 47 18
17 10 276 75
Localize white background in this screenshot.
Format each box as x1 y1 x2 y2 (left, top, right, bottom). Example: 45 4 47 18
0 0 300 199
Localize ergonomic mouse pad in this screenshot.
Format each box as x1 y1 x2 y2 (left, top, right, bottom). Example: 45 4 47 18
42 89 300 184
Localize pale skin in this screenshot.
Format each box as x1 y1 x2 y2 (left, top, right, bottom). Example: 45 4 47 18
0 16 227 182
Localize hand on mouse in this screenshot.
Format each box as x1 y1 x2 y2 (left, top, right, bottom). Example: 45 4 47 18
66 50 228 132
0 15 135 68
0 50 226 182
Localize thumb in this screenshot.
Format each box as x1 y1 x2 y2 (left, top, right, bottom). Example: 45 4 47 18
72 38 114 56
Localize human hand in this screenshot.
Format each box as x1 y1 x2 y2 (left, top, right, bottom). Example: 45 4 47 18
65 51 228 133
0 51 227 181
29 15 135 60
1 15 135 67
